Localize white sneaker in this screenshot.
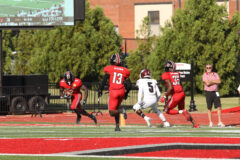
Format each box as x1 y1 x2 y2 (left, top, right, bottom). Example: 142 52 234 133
217 122 225 127
163 121 170 127
144 117 152 127
209 122 213 127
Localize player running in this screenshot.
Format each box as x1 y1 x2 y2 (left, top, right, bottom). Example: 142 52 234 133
160 61 200 128
59 71 97 125
98 53 131 131
133 69 170 127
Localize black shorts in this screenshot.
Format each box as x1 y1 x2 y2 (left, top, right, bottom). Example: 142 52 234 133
205 91 222 110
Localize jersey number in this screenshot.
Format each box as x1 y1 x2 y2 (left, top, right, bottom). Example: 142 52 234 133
113 72 123 84
148 82 154 93
172 75 180 85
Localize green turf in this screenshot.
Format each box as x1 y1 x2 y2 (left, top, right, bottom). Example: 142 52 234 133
0 125 240 138
0 123 239 160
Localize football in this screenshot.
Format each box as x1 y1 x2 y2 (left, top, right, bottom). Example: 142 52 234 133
64 89 73 97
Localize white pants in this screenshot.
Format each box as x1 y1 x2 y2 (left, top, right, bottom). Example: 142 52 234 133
133 99 159 113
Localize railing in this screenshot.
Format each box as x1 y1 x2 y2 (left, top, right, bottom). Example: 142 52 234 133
0 82 164 114
48 82 138 112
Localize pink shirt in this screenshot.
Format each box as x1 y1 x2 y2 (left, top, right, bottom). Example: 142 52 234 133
202 72 220 91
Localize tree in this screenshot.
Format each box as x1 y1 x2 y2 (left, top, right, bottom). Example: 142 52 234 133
149 0 240 96
8 0 121 82
126 16 156 81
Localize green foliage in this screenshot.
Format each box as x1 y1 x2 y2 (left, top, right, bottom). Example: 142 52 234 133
126 16 156 81
3 0 121 82
149 0 240 96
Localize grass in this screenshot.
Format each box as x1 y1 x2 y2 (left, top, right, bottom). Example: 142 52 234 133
0 125 240 138
184 95 239 112
0 117 240 160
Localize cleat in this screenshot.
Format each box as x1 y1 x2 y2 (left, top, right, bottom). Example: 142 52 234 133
115 126 121 131
163 121 170 127
91 114 97 124
209 122 213 127
193 124 200 128
122 108 127 120
145 117 152 127
76 115 81 124
217 122 225 127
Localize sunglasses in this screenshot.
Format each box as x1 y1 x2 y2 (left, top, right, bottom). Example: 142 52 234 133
206 67 212 69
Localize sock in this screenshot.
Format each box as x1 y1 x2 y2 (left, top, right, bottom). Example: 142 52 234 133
158 112 166 122
144 116 149 121
115 114 120 127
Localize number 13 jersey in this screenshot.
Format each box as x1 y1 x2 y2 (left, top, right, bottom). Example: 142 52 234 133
161 72 183 94
104 65 130 90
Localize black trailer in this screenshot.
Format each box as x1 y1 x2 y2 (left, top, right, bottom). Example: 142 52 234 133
0 75 49 115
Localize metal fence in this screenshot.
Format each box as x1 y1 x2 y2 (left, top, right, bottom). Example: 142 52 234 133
47 82 138 113
0 82 166 114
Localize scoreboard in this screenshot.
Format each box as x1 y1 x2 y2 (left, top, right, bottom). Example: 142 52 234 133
0 0 77 27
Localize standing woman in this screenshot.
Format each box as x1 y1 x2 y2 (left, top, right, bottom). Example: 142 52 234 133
202 64 225 127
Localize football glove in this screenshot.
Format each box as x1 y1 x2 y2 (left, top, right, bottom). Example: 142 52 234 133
160 96 166 103
82 100 86 106
98 90 102 98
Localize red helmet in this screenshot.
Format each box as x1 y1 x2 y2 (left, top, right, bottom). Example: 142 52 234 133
164 60 176 72
140 69 151 78
110 53 121 66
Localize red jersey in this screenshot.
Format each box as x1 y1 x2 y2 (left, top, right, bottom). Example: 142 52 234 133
161 71 183 94
104 65 130 90
59 78 82 94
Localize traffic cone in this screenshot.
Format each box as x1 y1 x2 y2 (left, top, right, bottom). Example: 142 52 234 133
120 114 126 126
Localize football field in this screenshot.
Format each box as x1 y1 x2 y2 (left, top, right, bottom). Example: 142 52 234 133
0 0 62 16
0 112 240 160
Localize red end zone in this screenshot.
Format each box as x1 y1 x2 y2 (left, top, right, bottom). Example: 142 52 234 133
1 137 240 159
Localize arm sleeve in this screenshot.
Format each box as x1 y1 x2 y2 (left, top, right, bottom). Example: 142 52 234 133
238 85 240 91
124 78 132 92
156 82 161 98
99 73 109 91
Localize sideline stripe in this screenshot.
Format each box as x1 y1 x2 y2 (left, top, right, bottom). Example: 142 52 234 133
52 143 240 156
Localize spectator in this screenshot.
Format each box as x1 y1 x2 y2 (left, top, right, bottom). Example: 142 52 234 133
202 64 225 127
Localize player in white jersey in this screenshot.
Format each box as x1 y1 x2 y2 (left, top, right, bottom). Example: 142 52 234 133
133 69 170 127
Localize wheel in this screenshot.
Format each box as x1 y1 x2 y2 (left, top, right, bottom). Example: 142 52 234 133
10 96 28 115
28 96 46 114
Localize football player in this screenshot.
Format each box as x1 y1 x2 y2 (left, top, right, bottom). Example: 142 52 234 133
133 69 170 127
59 71 97 125
98 53 131 131
160 61 200 128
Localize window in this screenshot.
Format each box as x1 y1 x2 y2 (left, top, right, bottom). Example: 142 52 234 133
148 11 159 25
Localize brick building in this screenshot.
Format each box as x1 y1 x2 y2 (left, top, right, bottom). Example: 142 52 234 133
88 0 239 52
